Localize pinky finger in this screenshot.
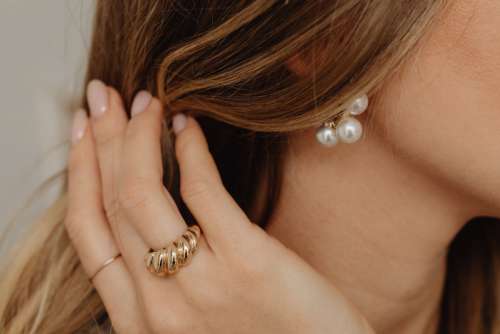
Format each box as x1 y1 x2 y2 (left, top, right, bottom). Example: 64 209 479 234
66 109 145 332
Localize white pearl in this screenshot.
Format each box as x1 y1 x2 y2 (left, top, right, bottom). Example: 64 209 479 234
336 117 363 144
316 126 338 147
347 94 369 115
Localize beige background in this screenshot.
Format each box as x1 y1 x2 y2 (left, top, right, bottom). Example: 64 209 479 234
0 1 93 243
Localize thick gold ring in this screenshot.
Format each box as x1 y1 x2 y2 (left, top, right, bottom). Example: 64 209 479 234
144 225 201 276
90 253 122 281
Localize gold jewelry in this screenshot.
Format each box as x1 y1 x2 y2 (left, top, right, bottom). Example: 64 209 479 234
145 225 201 276
90 253 121 281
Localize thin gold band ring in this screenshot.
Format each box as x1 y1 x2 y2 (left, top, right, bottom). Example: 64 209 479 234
90 253 122 281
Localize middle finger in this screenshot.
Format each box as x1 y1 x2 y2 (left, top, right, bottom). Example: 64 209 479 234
86 80 151 275
86 80 129 226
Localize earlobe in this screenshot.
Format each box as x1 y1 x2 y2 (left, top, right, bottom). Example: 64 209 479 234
285 44 370 147
316 94 369 147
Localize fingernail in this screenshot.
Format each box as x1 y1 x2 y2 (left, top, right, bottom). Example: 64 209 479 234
86 79 108 117
131 91 152 116
172 113 187 134
71 109 88 144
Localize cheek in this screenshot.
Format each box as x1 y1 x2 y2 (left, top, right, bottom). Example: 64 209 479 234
377 0 500 213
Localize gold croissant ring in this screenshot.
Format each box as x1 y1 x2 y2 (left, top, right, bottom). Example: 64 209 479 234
144 225 201 276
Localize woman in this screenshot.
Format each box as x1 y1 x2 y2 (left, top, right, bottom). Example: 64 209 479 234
1 0 499 333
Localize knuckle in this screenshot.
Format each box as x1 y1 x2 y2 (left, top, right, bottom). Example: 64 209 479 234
124 124 138 142
195 288 227 314
180 177 213 202
236 259 266 285
124 121 147 144
102 195 121 223
145 308 190 334
118 177 158 211
226 246 269 285
94 126 121 148
182 277 217 307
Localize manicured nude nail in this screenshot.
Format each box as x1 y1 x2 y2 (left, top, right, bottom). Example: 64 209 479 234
86 79 108 117
71 109 88 144
131 91 152 116
172 113 187 134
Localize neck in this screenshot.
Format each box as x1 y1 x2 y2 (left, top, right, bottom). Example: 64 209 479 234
265 127 475 334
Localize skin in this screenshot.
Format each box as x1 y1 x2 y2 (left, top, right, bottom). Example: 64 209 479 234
65 0 500 333
269 0 500 333
66 81 373 333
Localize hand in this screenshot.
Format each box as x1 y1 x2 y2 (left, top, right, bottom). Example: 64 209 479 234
65 80 374 334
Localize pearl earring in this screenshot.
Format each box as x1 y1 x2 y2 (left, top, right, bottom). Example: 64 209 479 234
315 94 368 147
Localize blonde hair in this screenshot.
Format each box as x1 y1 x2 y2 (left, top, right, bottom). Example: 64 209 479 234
1 1 498 333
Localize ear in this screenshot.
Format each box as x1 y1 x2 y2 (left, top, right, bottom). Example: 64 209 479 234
286 54 311 78
285 45 329 78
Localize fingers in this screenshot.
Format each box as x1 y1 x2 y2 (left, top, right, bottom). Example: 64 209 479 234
87 81 203 277
92 258 146 333
119 93 188 250
66 109 143 330
86 80 128 224
173 115 254 252
66 109 119 277
86 80 151 274
87 81 213 283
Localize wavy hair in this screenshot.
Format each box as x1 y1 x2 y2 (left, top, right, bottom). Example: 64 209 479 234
1 1 498 333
